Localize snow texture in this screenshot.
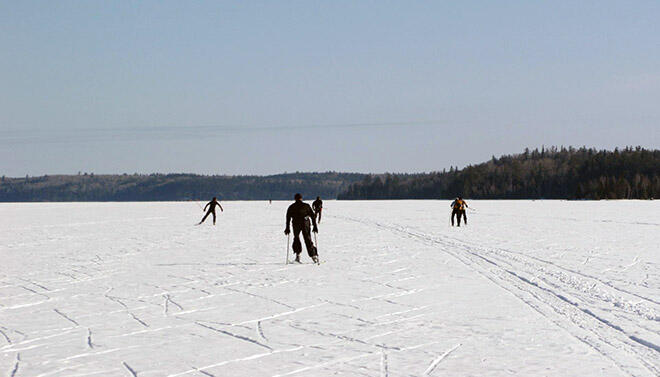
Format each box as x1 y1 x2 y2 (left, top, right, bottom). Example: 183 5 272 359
1 200 658 376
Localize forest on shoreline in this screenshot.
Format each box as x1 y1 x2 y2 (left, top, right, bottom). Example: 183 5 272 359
1 147 658 201
338 147 659 200
0 172 365 202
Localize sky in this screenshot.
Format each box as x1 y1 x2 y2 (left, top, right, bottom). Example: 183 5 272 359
1 1 659 176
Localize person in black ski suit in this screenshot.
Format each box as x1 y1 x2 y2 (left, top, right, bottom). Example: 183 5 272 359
312 196 323 223
199 197 223 225
284 193 318 263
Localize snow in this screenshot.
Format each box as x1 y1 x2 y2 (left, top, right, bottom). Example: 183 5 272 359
1 200 658 376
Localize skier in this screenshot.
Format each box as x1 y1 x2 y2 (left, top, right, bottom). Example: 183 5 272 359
312 196 323 223
284 193 318 263
198 197 223 225
450 196 468 226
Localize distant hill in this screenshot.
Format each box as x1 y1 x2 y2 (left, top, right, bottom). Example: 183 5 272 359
0 172 366 202
338 147 660 200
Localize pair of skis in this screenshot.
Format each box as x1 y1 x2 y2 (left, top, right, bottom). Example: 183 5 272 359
285 233 320 265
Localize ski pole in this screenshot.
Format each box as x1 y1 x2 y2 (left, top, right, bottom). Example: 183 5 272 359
313 233 320 265
285 234 290 265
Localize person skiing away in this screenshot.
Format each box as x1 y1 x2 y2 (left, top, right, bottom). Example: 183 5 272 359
198 197 223 225
284 193 319 264
450 196 468 226
312 196 323 223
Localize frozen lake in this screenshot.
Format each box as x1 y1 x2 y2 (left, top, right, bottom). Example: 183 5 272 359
1 200 658 376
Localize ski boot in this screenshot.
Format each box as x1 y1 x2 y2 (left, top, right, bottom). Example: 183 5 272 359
312 256 319 264
294 255 301 263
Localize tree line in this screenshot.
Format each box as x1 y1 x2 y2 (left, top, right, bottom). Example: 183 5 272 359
337 147 660 200
2 147 657 201
0 172 366 202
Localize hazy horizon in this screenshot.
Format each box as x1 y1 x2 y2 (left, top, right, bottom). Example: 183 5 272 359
4 144 655 178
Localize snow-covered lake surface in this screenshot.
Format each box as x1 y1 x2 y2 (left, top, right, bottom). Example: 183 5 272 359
1 200 658 376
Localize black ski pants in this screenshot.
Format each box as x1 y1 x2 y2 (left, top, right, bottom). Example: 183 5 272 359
451 209 467 226
292 221 317 257
315 209 322 223
201 210 216 224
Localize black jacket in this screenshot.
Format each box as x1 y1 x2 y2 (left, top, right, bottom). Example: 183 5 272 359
204 200 222 212
286 201 317 229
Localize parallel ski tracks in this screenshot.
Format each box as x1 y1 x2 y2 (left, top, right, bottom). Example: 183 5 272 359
448 236 659 307
333 214 660 377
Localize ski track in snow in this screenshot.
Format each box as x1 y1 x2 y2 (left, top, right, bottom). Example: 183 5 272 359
0 200 657 376
122 361 138 377
422 343 461 376
379 350 388 377
333 211 659 377
8 353 20 377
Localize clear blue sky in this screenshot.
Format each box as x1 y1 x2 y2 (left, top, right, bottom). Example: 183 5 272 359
1 1 658 176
